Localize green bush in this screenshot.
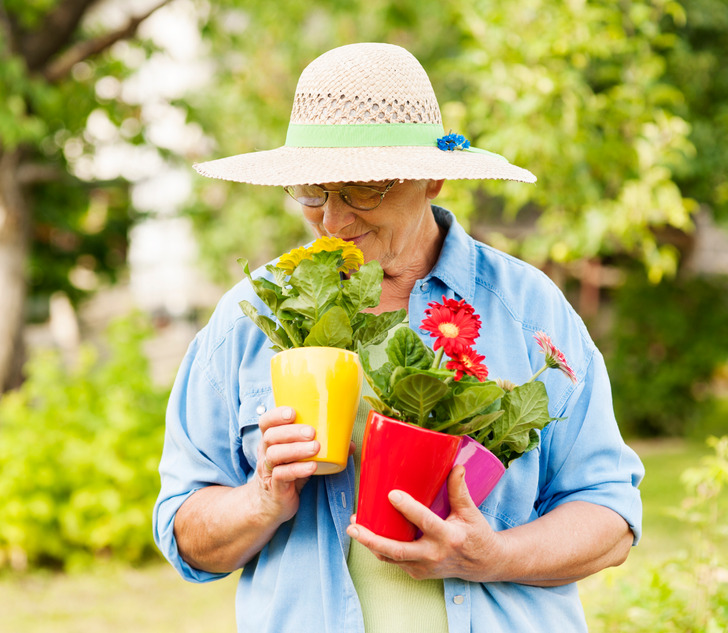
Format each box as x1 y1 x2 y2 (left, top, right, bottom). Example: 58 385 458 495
604 273 728 437
0 315 169 571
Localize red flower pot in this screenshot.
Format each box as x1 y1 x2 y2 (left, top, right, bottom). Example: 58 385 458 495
428 436 505 519
356 411 462 541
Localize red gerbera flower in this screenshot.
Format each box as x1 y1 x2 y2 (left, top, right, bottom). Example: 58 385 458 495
436 297 476 316
446 347 489 382
421 297 481 356
533 331 577 384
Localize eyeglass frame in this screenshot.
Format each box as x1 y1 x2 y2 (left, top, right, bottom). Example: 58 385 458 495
283 180 398 211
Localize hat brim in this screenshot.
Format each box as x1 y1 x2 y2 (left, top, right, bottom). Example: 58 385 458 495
193 146 536 186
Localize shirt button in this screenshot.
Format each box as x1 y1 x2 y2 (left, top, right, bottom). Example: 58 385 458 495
453 595 464 605
421 282 429 291
256 404 266 415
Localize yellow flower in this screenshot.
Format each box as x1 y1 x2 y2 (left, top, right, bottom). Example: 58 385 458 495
276 237 364 276
310 237 364 274
276 246 313 275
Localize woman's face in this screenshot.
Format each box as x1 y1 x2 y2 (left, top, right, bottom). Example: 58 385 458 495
299 179 444 277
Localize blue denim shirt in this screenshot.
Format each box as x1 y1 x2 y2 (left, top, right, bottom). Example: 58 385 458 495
154 207 644 633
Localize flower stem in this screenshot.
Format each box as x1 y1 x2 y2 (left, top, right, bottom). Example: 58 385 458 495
280 320 302 348
432 347 445 370
527 363 548 383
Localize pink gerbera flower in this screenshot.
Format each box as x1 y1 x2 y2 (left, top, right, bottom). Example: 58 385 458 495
533 331 577 384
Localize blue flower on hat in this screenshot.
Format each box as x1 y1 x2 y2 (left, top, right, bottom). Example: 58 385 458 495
437 132 471 151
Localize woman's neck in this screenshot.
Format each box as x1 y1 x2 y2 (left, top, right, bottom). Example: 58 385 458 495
373 221 446 314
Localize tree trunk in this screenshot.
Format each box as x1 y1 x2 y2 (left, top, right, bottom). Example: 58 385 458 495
0 149 30 392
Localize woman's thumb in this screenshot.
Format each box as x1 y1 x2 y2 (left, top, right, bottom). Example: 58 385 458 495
446 465 475 512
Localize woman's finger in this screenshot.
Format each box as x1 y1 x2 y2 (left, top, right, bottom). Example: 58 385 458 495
385 489 448 538
346 521 423 563
263 422 316 448
257 406 319 473
264 439 320 469
258 406 296 431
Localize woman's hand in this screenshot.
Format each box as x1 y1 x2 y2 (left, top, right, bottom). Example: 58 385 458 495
254 406 320 523
254 406 357 524
346 466 508 582
346 465 634 585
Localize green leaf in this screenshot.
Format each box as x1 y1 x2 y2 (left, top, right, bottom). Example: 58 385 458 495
367 366 395 399
438 382 504 426
238 257 253 282
238 258 286 314
239 300 292 350
504 429 532 453
358 344 395 399
484 382 551 454
340 260 384 315
496 430 541 468
459 410 504 436
265 263 290 291
279 259 341 321
303 306 353 348
254 278 287 312
391 373 449 426
311 249 343 269
473 408 504 444
352 309 407 348
363 395 400 418
386 327 434 369
440 409 504 437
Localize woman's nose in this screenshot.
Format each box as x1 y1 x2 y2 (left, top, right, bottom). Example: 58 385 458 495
320 196 356 235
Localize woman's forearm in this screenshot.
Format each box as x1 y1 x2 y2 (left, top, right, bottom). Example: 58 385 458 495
173 482 284 573
173 406 321 574
496 501 633 586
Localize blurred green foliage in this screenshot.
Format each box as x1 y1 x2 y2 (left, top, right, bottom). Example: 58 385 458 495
0 0 726 307
603 271 728 437
587 436 728 633
0 316 168 571
1 0 727 322
0 2 161 323
184 0 728 285
664 0 728 224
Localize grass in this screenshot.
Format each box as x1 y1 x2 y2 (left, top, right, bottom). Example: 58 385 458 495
0 562 239 633
1 438 724 632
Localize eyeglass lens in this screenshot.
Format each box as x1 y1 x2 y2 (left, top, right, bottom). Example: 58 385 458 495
284 182 393 210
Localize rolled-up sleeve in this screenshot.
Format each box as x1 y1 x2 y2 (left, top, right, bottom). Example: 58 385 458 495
536 348 644 544
152 335 246 582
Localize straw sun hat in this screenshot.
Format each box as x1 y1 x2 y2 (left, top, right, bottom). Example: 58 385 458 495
193 43 536 186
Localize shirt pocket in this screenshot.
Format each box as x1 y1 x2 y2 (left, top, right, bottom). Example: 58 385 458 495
238 385 275 475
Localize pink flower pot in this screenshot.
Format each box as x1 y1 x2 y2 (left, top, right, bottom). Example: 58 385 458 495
429 436 505 519
356 411 462 542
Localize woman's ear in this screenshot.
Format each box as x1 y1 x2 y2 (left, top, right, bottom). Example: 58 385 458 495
426 179 445 199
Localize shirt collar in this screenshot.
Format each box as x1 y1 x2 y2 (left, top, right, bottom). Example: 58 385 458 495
427 205 475 303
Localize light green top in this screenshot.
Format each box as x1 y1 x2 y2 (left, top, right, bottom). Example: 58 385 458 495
347 323 449 632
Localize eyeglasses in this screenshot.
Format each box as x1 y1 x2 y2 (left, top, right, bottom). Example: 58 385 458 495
283 180 397 211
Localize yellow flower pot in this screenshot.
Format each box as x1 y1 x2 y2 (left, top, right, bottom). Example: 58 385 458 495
270 347 363 474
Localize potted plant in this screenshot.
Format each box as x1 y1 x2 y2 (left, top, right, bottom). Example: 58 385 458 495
239 236 406 474
356 296 577 540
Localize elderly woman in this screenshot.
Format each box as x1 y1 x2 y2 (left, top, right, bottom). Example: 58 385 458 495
154 43 643 633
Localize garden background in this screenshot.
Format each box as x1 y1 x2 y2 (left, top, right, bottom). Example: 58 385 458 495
1 0 727 630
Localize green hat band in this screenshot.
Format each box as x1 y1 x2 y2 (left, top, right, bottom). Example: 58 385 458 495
284 123 507 162
285 123 442 148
